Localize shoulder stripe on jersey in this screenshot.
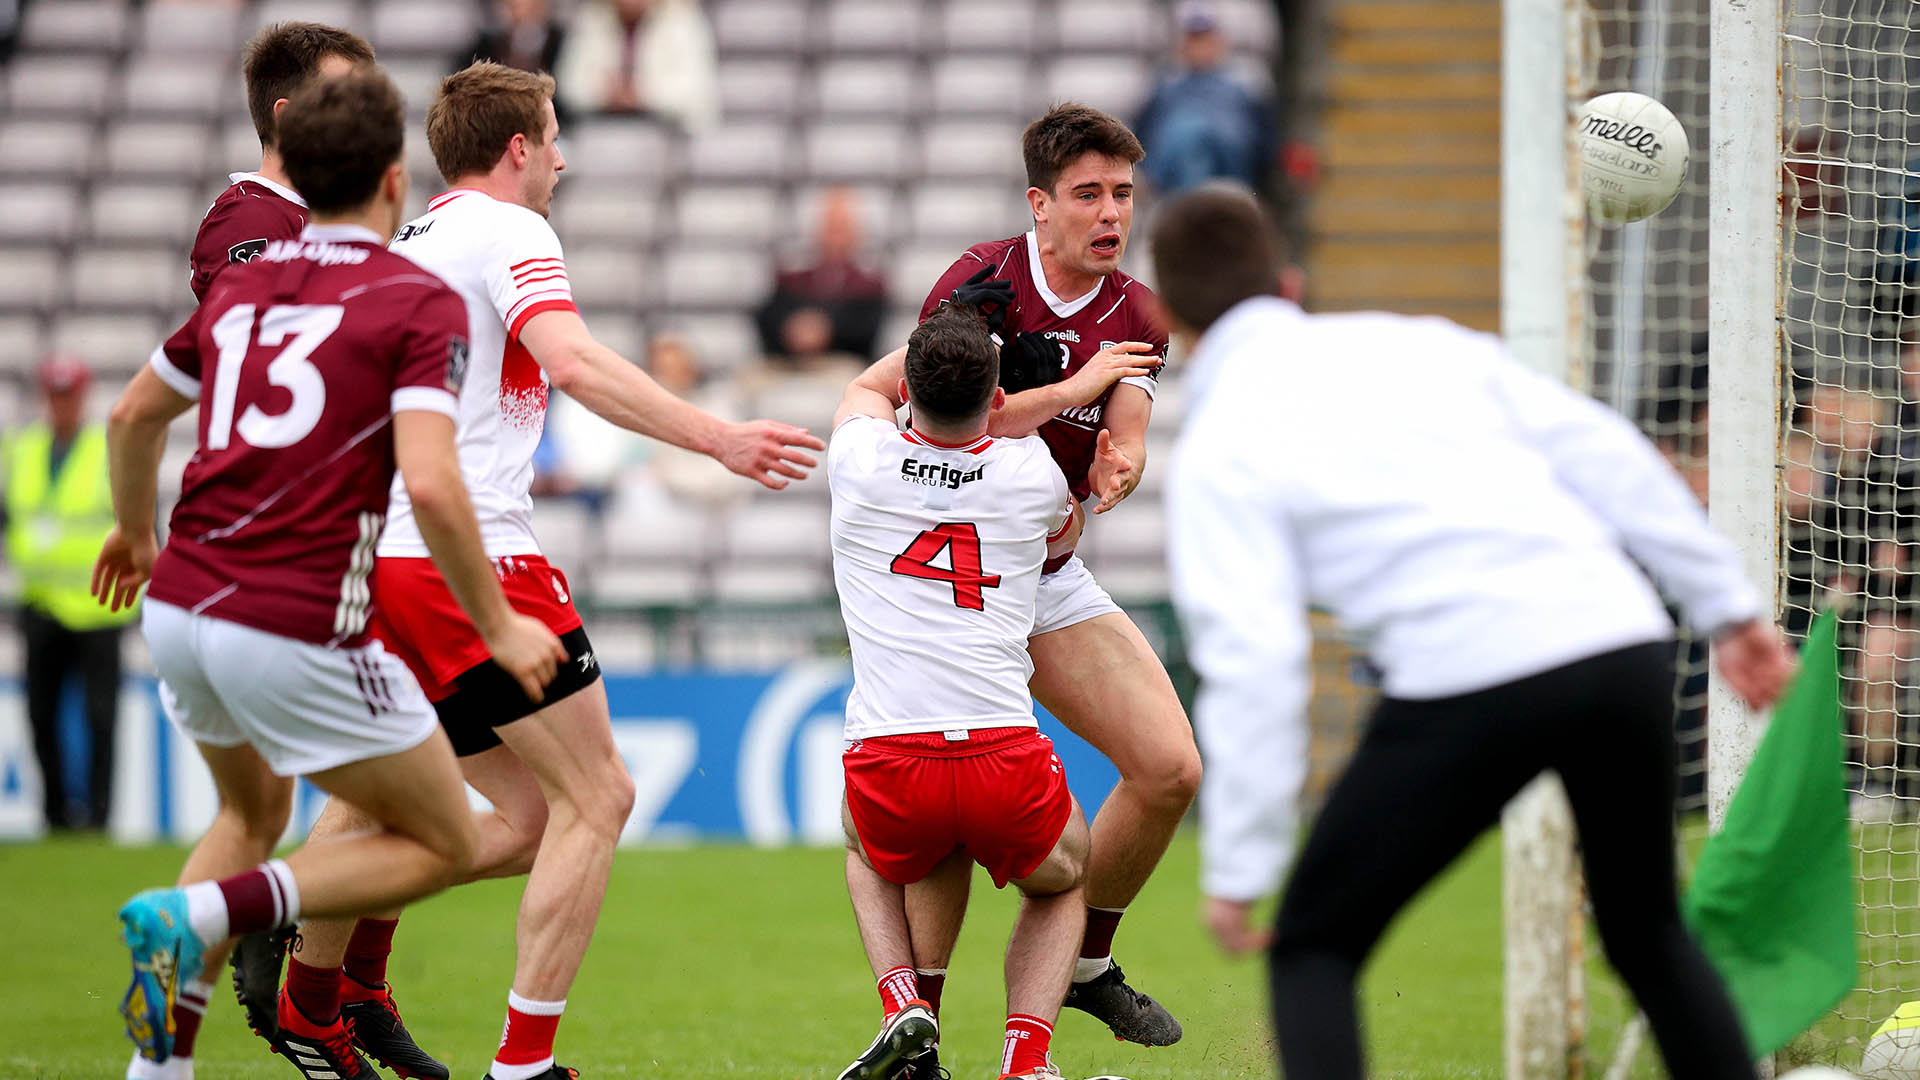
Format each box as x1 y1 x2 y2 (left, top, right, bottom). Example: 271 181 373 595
962 250 987 263
195 413 393 544
507 297 578 341
511 260 565 279
337 274 446 302
510 256 565 273
506 288 574 322
514 271 569 289
1095 290 1128 324
426 189 483 211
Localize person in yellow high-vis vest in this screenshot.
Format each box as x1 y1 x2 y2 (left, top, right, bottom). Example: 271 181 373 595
4 355 134 830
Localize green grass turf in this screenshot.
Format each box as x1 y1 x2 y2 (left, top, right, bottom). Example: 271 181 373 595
0 829 1523 1079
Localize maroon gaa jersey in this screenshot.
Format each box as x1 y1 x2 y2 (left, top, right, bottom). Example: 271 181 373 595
146 223 467 647
189 172 310 302
919 231 1168 502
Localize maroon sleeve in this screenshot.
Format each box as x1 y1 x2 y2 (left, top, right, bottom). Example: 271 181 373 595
917 248 1001 322
1130 281 1172 381
394 286 469 398
189 192 299 302
152 306 206 394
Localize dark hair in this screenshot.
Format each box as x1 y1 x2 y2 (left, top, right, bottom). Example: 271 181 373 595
428 62 557 183
1150 184 1285 333
1022 103 1145 195
906 307 1001 425
242 22 375 150
278 67 406 215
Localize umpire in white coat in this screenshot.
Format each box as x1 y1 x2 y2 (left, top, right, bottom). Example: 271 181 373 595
1155 186 1795 1079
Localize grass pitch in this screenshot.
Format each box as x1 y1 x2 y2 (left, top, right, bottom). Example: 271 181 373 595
5 830 1590 1079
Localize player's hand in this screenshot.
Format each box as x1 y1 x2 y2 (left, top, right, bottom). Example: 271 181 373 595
716 419 826 490
1087 429 1137 515
1713 618 1796 710
950 265 1016 334
1203 895 1272 956
91 526 156 613
1000 331 1064 394
1060 341 1161 406
483 613 569 704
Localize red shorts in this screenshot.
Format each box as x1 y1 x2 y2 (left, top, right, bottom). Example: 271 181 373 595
368 555 583 701
843 726 1072 889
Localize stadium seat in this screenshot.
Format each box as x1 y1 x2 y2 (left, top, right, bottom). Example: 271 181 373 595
100 122 215 182
1132 433 1176 497
384 59 446 123
1216 0 1282 55
20 0 131 55
928 57 1032 119
250 1 366 39
566 118 679 185
553 184 666 248
1041 56 1154 116
934 0 1046 55
117 60 227 121
603 490 715 565
810 59 921 120
683 122 794 183
814 0 925 55
0 316 48 363
529 498 599 572
593 564 705 609
88 184 200 248
1090 501 1167 563
710 564 834 605
0 186 82 245
370 0 479 57
135 2 245 58
743 372 847 434
656 248 771 310
653 313 762 373
577 310 647 360
0 251 63 313
914 121 1027 182
562 247 647 311
0 121 96 180
907 183 1029 245
876 309 919 357
67 249 185 313
7 57 116 119
803 122 910 182
889 246 971 307
1081 560 1170 605
787 183 903 249
49 314 162 369
718 60 804 121
1046 0 1160 54
712 0 813 56
672 185 783 247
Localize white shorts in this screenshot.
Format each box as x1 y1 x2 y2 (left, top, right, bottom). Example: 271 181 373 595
145 600 440 777
1031 554 1124 638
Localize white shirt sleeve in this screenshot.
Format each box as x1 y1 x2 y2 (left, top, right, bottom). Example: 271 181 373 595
1168 432 1314 903
483 211 577 341
1487 352 1763 637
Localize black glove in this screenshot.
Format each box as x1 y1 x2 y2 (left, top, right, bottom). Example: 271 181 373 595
1000 331 1063 394
949 265 1016 334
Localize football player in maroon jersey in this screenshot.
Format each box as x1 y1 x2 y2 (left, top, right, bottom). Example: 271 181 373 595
101 69 567 1080
848 105 1196 1057
189 22 375 303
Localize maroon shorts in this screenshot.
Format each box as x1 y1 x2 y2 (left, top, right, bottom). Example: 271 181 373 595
368 555 583 702
843 726 1072 889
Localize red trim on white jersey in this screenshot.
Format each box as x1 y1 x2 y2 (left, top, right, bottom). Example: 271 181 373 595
506 297 577 341
901 428 993 454
426 188 486 211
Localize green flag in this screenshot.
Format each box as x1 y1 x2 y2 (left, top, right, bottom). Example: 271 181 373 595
1681 608 1856 1058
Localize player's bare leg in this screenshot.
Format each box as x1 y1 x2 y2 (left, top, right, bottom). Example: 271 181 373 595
479 683 633 1080
1002 802 1091 1079
838 802 940 1080
1028 612 1197 1045
905 850 972 1013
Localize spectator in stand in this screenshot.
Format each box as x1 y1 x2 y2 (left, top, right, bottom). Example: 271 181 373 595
1134 1 1275 195
554 0 719 132
753 188 889 369
455 0 567 84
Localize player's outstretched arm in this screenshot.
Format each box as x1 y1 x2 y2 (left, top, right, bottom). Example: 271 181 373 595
93 366 194 612
518 308 824 489
1088 385 1153 514
395 409 566 701
986 341 1161 439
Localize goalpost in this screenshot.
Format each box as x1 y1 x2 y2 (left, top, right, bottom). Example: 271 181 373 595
1499 0 1920 1073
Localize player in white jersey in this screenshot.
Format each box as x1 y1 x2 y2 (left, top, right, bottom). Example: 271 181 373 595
259 62 826 1080
830 306 1126 1080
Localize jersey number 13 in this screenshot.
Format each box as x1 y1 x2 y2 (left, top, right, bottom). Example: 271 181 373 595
206 303 344 451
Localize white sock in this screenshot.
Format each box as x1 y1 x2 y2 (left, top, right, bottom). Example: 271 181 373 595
180 882 228 947
264 858 301 925
1073 955 1113 983
126 1050 193 1079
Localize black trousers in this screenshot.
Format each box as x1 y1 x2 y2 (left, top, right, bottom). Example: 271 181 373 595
23 606 123 829
1267 641 1754 1080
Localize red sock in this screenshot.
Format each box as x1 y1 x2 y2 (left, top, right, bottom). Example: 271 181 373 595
285 957 342 1026
170 978 214 1057
914 968 946 1017
1001 1014 1053 1077
341 918 399 999
492 991 566 1080
877 966 919 1019
1081 906 1124 961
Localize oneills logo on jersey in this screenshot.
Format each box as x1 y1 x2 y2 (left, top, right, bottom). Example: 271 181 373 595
228 238 269 263
900 458 987 489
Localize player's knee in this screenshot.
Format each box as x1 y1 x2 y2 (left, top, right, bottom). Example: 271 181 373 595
432 814 482 882
573 757 636 841
1130 742 1202 816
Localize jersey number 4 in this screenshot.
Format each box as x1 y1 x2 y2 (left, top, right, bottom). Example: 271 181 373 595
890 522 1001 610
206 303 344 450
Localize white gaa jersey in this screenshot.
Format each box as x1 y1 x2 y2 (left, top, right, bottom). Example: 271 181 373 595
829 415 1071 740
379 188 578 558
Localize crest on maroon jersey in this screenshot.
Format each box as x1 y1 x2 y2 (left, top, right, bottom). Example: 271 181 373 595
447 336 470 391
228 238 270 263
